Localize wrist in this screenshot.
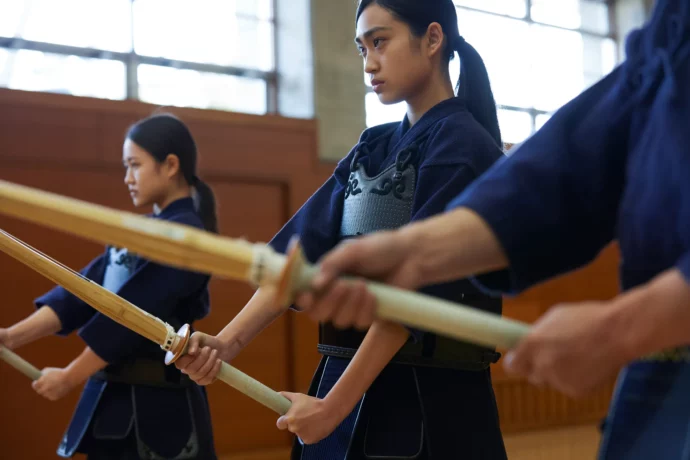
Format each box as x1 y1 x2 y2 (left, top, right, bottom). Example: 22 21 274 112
6 325 23 350
322 386 361 422
395 223 429 287
217 336 242 362
63 365 88 387
606 282 677 362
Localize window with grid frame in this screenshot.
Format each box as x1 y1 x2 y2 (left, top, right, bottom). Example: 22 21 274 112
364 0 618 145
0 0 276 115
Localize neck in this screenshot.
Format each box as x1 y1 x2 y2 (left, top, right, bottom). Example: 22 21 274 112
154 187 191 214
405 72 455 126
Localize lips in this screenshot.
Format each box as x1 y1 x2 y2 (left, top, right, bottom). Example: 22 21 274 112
371 79 384 92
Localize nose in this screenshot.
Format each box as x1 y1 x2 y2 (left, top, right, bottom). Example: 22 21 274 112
124 168 134 185
364 53 379 76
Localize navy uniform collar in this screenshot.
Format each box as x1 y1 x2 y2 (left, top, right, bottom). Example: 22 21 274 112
389 97 466 152
154 197 195 219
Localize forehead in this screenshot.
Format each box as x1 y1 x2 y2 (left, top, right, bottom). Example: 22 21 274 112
355 4 396 38
122 139 148 160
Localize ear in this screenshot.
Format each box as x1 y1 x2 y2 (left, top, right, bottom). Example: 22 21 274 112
163 154 181 179
426 22 444 58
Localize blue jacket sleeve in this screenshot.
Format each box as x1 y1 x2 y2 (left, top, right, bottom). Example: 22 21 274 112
677 252 690 285
269 159 351 262
450 66 633 295
77 215 210 364
406 164 490 342
34 252 107 336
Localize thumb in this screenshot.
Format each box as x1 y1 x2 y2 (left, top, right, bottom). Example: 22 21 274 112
187 332 212 355
279 391 297 402
276 415 289 430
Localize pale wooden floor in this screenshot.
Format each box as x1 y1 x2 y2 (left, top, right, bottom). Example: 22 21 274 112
223 424 602 460
504 424 601 460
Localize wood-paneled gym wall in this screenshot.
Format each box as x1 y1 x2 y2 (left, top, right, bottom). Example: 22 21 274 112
0 89 617 459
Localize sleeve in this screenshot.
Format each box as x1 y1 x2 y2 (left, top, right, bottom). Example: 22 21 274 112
77 215 210 364
404 159 498 343
677 252 690 285
448 66 632 295
268 158 351 263
34 252 107 336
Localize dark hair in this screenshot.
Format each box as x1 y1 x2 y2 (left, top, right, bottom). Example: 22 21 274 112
126 114 219 233
356 0 502 147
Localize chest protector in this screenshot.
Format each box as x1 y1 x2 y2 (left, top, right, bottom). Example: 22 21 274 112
319 142 500 370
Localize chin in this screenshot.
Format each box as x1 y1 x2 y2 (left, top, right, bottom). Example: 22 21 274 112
376 92 404 106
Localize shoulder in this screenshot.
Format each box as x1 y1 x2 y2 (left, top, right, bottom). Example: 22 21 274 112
422 111 504 174
165 209 205 231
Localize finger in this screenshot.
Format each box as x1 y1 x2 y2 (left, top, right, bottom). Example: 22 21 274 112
308 281 348 323
196 358 222 386
279 391 296 401
332 281 364 329
175 355 194 371
294 292 315 312
314 239 373 290
353 284 377 330
503 344 533 377
196 349 219 379
187 332 208 356
195 352 221 385
276 416 289 430
317 241 366 281
186 347 212 376
528 374 544 387
209 359 223 384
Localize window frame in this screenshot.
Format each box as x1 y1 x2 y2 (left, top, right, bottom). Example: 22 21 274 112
364 0 618 137
0 0 279 113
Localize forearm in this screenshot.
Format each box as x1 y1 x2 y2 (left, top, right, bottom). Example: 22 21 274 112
216 286 287 356
401 207 509 286
7 306 63 349
63 347 108 387
609 268 690 361
323 320 409 419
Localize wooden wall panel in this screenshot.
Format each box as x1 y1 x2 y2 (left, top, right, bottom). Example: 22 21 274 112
0 88 623 458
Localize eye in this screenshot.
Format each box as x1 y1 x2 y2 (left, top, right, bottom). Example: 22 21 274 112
357 45 366 57
373 38 384 48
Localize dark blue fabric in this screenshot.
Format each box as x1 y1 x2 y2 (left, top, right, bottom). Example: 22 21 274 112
277 98 507 459
450 0 690 296
270 97 505 342
295 358 506 460
447 2 690 458
598 360 690 459
36 198 210 364
36 198 216 459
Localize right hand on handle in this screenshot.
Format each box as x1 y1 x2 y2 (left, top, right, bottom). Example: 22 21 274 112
175 332 229 386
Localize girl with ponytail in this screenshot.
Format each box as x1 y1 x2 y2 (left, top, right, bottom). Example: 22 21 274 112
0 113 218 459
177 1 507 458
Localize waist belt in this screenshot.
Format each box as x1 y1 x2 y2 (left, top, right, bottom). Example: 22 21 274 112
318 335 501 371
93 357 192 389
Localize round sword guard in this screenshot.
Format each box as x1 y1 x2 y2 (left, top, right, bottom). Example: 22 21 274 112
274 236 307 308
164 323 192 365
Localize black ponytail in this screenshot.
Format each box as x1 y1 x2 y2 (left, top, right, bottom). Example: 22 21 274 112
356 0 502 147
126 114 219 233
191 176 219 234
454 37 502 147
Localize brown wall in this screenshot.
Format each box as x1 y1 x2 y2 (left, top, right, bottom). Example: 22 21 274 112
0 89 618 459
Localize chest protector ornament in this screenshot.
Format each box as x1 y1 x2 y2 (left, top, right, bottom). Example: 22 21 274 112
340 144 418 239
102 246 137 293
